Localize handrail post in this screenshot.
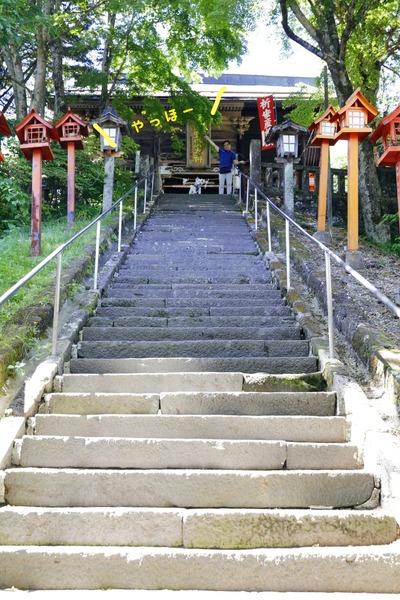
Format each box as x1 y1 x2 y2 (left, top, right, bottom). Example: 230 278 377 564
93 220 101 291
118 200 123 252
266 202 272 252
51 252 63 355
325 251 335 359
134 186 138 230
246 180 250 213
254 188 258 231
143 176 148 214
285 219 291 290
151 171 155 203
238 172 242 203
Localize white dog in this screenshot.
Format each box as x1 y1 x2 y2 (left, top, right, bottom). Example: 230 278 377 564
189 177 208 194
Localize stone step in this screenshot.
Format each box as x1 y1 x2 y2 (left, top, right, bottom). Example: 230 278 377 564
106 287 278 298
61 372 244 394
2 543 400 592
108 281 274 290
81 326 301 342
105 276 271 284
67 357 319 375
3 468 375 508
15 437 361 470
33 415 348 442
88 315 296 328
94 306 292 318
99 298 283 308
0 507 395 548
42 391 336 416
76 339 310 359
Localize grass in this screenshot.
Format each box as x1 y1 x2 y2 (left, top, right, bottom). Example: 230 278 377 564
0 215 114 334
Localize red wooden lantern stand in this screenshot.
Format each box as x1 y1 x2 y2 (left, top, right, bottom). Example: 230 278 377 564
370 102 400 234
15 109 59 256
55 109 88 226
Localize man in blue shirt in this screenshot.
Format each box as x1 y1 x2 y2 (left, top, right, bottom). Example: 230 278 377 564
204 135 241 194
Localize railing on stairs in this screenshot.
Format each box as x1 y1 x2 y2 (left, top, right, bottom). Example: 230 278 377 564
236 169 400 360
0 171 155 356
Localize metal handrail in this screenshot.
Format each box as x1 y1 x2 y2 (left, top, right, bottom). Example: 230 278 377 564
238 170 400 359
0 170 155 354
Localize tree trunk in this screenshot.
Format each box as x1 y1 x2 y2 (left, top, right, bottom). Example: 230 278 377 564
99 12 116 113
358 140 390 242
51 0 66 117
51 36 66 117
2 42 28 119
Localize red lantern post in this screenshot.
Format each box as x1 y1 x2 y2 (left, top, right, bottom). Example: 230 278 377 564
370 103 400 234
308 106 337 242
15 109 59 256
331 89 378 264
55 109 88 225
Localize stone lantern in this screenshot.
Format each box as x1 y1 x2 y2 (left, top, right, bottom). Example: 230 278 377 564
15 109 60 256
265 119 309 217
55 109 88 225
95 107 129 212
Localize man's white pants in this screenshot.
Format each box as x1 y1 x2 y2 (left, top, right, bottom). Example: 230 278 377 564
219 171 234 194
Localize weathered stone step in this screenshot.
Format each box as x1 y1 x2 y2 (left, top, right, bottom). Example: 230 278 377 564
42 390 336 416
158 391 336 416
3 543 400 592
15 437 360 470
33 415 348 442
0 507 395 548
88 315 296 328
101 297 282 308
40 393 160 414
107 282 274 293
95 305 292 318
81 326 301 342
4 468 375 508
102 276 271 284
67 356 319 375
106 286 278 298
77 339 310 359
61 372 243 394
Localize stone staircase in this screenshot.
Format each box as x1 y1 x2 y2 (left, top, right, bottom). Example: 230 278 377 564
0 194 399 592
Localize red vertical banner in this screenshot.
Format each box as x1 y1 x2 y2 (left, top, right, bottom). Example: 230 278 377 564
257 96 276 150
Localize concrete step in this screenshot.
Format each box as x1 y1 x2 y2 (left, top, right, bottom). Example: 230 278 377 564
80 326 301 342
67 357 319 375
42 390 336 416
0 507 395 548
15 437 360 470
76 339 310 359
3 468 375 508
33 415 348 442
2 543 400 592
104 276 271 284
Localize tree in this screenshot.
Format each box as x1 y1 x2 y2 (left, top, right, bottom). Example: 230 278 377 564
0 0 258 120
271 0 400 242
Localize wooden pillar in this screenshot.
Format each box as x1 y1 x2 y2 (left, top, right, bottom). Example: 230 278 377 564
317 141 329 232
67 142 76 226
31 149 43 256
347 132 359 252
